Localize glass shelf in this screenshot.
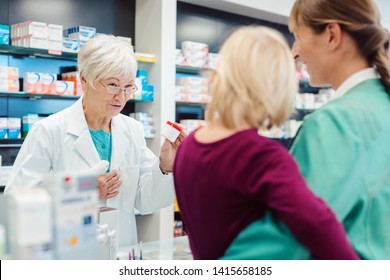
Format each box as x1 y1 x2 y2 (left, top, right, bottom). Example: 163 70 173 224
0 138 24 146
0 91 80 100
176 65 214 74
0 44 77 61
0 45 156 63
176 101 208 107
0 91 153 103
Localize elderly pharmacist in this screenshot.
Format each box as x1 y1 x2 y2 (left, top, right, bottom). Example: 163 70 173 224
4 34 185 247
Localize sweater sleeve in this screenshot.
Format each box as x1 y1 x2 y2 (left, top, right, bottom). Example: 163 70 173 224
257 150 359 260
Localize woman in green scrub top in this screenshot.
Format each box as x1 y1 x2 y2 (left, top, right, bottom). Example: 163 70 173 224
225 0 390 260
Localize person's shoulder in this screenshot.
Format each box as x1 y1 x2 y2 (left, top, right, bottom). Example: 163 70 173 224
241 130 292 160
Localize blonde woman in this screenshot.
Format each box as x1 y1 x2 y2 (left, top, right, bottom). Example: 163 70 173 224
173 26 358 260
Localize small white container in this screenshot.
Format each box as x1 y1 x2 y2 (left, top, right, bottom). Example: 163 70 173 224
161 121 182 143
0 224 5 259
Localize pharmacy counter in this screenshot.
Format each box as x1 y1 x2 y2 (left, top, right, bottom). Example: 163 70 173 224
119 236 192 260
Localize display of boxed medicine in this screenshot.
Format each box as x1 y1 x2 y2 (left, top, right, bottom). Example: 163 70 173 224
0 24 10 45
48 24 63 41
175 49 186 66
62 37 79 53
0 79 20 92
208 53 219 69
141 85 154 101
55 80 74 96
176 76 208 87
182 85 208 95
182 49 209 60
64 26 96 43
7 188 53 260
181 41 209 53
61 71 82 95
180 119 207 135
24 72 43 94
7 118 21 139
48 40 62 52
184 57 208 68
21 36 48 49
175 92 211 103
0 66 19 80
11 21 48 39
41 73 57 94
22 114 41 137
43 171 100 260
0 118 7 139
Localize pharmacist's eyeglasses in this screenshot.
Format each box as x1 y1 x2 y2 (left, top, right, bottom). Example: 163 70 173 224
99 80 138 95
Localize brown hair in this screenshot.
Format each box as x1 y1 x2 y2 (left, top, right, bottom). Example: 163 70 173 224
289 0 390 96
206 26 297 130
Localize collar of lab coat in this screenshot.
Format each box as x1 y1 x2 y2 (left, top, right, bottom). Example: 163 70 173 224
66 96 127 170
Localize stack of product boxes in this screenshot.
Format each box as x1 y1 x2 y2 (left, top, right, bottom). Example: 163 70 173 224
181 41 208 68
179 119 207 135
61 71 82 96
175 76 211 103
63 25 96 51
0 23 10 45
134 69 154 101
0 66 19 92
23 71 74 96
22 114 42 138
207 52 218 69
129 112 155 139
175 40 219 69
0 117 21 139
10 21 63 54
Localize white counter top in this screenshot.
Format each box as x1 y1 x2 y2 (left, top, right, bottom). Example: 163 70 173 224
119 236 192 260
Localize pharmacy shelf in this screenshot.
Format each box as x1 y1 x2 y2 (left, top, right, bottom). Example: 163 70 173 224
0 91 80 100
176 101 208 107
0 138 24 146
0 91 153 103
176 65 214 74
298 81 330 94
0 44 77 61
0 45 156 63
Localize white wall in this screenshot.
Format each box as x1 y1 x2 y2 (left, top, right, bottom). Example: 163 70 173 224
179 0 390 29
376 0 390 30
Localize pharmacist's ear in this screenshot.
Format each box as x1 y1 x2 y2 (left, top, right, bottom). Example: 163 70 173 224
80 72 88 92
325 22 342 51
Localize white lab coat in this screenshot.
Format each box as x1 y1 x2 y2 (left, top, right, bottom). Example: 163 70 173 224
5 97 174 246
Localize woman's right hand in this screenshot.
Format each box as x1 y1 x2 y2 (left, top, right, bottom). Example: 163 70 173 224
97 169 122 200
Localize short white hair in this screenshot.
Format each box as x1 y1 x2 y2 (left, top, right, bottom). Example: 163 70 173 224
78 34 137 88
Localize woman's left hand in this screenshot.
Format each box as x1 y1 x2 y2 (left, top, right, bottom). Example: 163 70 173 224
159 128 186 172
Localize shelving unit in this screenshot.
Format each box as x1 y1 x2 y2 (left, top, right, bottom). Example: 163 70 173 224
176 101 208 107
0 91 80 100
0 44 156 64
175 65 212 122
0 91 153 103
175 65 213 75
0 45 77 60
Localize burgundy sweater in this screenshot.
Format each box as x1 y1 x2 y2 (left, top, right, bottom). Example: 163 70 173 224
173 129 358 260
